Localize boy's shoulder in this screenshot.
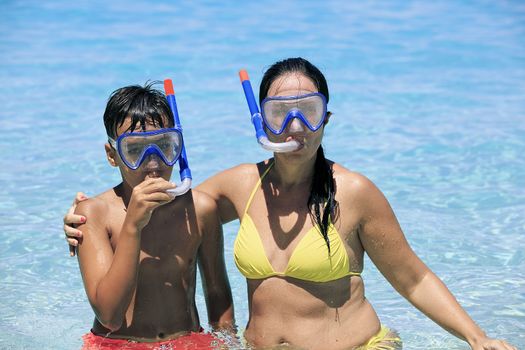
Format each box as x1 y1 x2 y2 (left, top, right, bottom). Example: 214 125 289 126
74 188 119 219
189 189 218 217
161 189 217 222
158 189 219 239
187 189 222 240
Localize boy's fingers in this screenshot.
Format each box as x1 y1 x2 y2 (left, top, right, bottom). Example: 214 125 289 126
69 245 75 257
152 190 176 199
141 180 178 194
144 177 176 188
133 177 163 193
144 192 175 204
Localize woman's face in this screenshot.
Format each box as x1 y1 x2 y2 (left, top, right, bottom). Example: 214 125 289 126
265 72 326 160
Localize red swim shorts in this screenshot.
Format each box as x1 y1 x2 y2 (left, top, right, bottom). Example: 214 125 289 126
81 331 224 350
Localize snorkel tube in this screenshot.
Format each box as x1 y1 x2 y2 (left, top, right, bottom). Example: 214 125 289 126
163 79 192 196
239 70 300 152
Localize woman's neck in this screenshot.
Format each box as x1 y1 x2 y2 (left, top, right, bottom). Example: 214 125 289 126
271 154 316 189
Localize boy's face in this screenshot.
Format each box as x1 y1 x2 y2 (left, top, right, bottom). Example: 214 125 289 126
106 117 175 188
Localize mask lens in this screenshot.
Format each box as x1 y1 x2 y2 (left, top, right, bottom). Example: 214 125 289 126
295 94 325 129
262 100 288 132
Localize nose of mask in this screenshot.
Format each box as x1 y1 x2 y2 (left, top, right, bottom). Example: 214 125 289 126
142 153 162 169
287 117 305 132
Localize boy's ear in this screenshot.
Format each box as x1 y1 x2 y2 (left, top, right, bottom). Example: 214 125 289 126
324 111 332 125
105 143 118 167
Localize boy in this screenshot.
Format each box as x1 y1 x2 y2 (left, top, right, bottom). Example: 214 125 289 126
75 83 233 348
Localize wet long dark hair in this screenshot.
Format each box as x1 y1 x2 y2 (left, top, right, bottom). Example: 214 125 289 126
259 57 337 254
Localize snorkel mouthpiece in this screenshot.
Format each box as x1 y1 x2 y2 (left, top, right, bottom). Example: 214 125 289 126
239 69 300 153
163 79 192 197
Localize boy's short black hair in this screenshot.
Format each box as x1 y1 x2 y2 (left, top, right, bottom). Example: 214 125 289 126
103 81 174 139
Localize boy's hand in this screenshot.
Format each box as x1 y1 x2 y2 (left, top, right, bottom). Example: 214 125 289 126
124 178 177 231
63 192 89 256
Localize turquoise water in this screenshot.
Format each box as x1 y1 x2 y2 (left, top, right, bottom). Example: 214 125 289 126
1 1 524 349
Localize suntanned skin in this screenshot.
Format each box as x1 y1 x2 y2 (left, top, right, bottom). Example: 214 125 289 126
67 74 516 350
76 187 231 340
195 73 516 350
75 119 233 341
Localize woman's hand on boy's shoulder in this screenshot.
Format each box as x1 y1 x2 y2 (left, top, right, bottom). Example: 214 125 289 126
64 192 89 257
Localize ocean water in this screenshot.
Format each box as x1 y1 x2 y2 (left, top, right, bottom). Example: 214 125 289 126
0 1 524 349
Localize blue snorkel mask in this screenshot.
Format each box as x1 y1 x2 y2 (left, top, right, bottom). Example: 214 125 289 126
260 93 327 135
108 128 184 170
239 70 328 152
108 79 192 197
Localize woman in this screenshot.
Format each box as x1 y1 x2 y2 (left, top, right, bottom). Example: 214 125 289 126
65 58 516 350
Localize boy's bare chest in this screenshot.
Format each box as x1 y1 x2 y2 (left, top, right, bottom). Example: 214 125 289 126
107 206 202 275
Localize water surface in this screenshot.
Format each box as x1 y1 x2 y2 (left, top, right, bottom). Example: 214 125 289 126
1 1 524 349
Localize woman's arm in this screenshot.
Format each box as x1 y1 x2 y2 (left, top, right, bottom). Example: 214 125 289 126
196 164 253 224
194 191 235 330
353 174 516 350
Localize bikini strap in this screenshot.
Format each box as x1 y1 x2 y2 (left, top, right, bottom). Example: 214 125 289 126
242 161 274 217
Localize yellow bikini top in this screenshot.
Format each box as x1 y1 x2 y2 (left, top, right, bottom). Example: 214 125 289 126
234 162 361 283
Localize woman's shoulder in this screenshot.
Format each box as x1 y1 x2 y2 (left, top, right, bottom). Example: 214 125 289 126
332 162 373 187
331 162 383 201
200 160 271 185
196 160 272 201
224 162 259 176
224 160 273 176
